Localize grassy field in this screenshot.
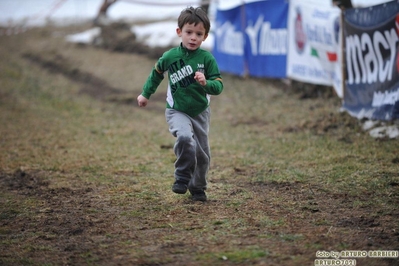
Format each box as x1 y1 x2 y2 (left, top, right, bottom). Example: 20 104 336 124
1 24 398 266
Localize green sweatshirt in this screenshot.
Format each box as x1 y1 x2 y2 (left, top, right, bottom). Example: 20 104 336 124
141 44 223 117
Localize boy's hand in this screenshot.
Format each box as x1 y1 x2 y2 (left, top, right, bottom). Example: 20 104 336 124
194 71 207 86
137 94 148 107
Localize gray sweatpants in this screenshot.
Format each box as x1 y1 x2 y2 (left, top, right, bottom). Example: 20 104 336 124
165 107 211 192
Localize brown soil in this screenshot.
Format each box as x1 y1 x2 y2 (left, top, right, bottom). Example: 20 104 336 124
1 168 398 265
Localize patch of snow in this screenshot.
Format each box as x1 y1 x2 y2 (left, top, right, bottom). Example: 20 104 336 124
132 22 179 48
65 27 101 43
369 125 399 139
131 21 214 50
362 120 380 131
361 119 399 139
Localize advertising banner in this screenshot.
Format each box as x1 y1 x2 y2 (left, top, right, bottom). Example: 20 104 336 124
342 0 399 120
244 0 288 78
213 0 288 78
213 5 245 76
286 0 342 96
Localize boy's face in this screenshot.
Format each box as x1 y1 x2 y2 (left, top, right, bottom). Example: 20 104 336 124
176 22 208 51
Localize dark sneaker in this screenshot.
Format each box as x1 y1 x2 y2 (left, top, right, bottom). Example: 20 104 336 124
172 181 188 194
190 190 207 202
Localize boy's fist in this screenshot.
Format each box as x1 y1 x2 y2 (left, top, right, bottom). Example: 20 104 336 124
137 95 148 107
194 71 207 86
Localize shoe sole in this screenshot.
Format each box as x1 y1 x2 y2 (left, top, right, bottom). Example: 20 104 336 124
172 184 188 194
191 193 207 201
192 196 207 202
172 188 187 194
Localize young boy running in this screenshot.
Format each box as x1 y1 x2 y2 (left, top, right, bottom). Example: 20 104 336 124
137 6 223 201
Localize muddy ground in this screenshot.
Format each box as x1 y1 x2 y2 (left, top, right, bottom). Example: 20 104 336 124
1 167 398 265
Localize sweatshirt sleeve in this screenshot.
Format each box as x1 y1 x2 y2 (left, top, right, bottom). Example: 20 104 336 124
141 64 164 99
202 78 223 95
201 52 223 95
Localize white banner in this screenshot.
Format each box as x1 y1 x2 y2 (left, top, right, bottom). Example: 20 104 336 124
286 0 343 97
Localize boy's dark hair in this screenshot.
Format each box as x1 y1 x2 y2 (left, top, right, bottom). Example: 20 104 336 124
178 7 210 35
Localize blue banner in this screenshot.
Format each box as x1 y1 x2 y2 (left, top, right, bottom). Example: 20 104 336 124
213 0 288 78
213 5 245 76
342 0 399 120
244 0 288 78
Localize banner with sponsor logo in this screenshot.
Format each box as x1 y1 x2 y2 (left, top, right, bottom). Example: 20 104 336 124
213 5 245 76
244 0 288 78
213 0 288 78
342 0 399 120
286 0 342 97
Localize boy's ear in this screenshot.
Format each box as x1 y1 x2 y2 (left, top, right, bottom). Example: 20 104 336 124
176 28 182 37
203 33 208 41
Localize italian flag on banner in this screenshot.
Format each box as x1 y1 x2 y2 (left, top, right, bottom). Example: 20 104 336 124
311 47 337 62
